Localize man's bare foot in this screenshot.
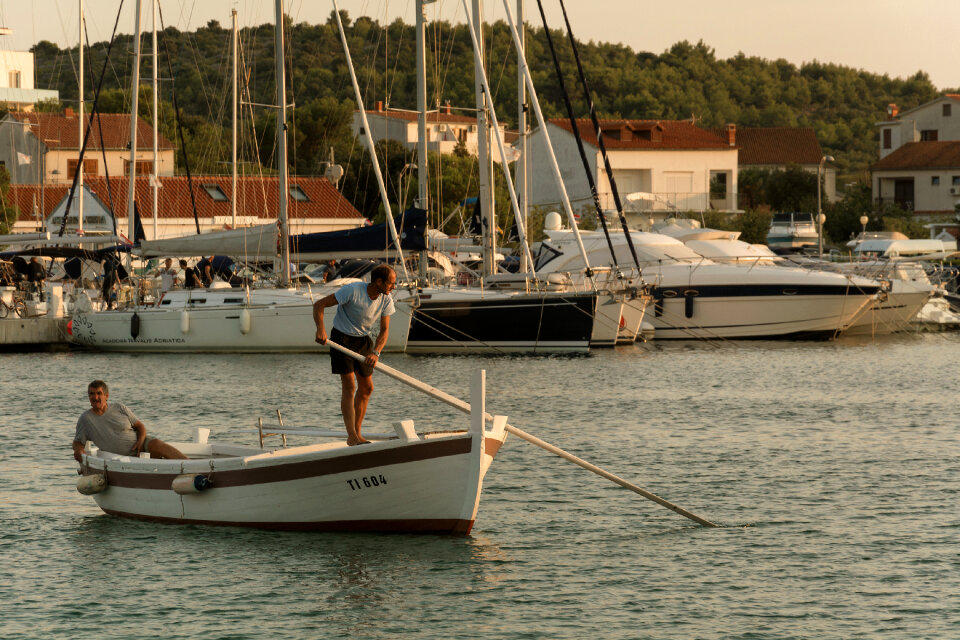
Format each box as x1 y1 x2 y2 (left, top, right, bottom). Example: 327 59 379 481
347 438 372 446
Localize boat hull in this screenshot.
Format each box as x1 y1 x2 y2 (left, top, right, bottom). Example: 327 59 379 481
69 301 411 353
80 430 505 535
405 290 596 353
648 281 878 339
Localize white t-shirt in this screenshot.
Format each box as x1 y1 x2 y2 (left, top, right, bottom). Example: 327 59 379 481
332 281 395 338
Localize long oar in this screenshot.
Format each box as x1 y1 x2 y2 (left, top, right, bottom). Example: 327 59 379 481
327 341 719 528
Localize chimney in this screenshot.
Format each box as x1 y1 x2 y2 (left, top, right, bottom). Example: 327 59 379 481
376 100 384 112
726 123 736 146
887 103 899 119
445 100 451 115
65 107 75 118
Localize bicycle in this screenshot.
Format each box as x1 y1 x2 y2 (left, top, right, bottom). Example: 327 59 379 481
0 290 26 319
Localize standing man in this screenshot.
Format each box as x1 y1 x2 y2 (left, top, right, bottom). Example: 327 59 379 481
156 258 179 292
73 380 187 462
313 265 396 445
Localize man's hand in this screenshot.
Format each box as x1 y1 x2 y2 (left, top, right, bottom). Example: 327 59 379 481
315 327 327 344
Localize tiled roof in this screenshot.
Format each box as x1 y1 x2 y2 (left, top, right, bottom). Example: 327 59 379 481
732 127 823 165
5 111 175 150
361 107 477 125
870 141 960 170
7 176 362 222
549 118 730 150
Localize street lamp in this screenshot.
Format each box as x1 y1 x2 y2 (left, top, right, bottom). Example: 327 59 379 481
859 215 869 237
817 155 834 257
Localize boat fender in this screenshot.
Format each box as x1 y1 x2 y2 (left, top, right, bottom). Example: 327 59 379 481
130 312 141 339
684 290 697 319
180 310 190 334
239 308 251 335
77 474 108 495
171 474 212 494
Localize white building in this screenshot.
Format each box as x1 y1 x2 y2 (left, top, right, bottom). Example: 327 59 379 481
872 95 960 215
0 110 176 185
352 101 511 161
0 49 59 111
525 119 738 217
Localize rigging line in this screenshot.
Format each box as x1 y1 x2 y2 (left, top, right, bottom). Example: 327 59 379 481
556 0 643 273
58 0 125 240
157 2 201 235
534 0 619 270
83 18 119 230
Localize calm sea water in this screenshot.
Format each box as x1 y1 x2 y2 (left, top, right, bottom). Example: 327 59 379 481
2 333 959 639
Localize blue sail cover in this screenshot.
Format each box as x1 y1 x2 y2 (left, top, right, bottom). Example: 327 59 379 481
292 208 427 255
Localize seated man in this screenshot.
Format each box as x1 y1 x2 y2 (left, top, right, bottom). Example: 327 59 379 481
72 380 187 462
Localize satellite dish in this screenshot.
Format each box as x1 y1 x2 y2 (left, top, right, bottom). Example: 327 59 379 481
325 164 344 184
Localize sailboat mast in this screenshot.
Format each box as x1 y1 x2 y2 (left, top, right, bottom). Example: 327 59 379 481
416 1 429 212
275 0 291 287
516 0 529 273
126 0 142 268
415 0 432 283
330 0 409 281
151 0 159 240
77 0 84 234
231 8 238 229
471 0 496 276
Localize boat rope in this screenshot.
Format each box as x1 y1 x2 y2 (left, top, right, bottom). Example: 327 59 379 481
556 0 643 273
58 0 125 239
533 0 620 272
157 3 201 235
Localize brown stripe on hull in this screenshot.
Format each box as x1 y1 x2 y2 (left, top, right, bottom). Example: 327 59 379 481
484 437 503 458
83 436 472 490
100 508 475 535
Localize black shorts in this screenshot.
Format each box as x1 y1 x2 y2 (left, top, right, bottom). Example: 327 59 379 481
329 328 374 376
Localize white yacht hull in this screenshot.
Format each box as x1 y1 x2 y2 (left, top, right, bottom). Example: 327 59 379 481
843 281 932 336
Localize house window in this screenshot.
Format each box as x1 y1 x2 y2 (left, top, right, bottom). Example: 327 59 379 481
921 130 939 141
202 184 229 201
123 159 153 176
883 129 892 149
289 185 310 202
931 176 940 186
944 104 952 117
67 158 98 179
953 176 960 187
8 70 20 88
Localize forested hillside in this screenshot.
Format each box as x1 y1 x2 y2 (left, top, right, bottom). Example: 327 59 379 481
27 11 949 236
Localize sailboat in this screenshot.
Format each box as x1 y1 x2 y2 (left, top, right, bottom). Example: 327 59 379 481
331 0 602 354
67 3 412 354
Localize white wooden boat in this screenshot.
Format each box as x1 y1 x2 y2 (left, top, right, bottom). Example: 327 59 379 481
76 370 507 534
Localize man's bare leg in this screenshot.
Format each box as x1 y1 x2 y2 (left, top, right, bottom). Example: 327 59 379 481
352 374 374 444
146 439 188 460
340 373 366 445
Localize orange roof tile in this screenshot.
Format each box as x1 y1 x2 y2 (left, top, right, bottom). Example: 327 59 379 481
732 127 823 165
549 118 730 150
6 176 362 222
6 111 175 150
361 107 478 125
870 142 960 170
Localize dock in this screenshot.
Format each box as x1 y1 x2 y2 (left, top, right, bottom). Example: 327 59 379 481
0 317 70 351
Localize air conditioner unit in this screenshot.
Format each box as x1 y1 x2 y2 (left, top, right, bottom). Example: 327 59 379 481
950 187 960 195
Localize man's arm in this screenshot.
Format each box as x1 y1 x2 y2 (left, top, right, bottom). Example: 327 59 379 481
72 440 86 463
313 294 338 344
130 420 147 455
366 315 391 364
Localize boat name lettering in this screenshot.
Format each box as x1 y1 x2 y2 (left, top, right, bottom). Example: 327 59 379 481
101 337 187 344
347 474 387 490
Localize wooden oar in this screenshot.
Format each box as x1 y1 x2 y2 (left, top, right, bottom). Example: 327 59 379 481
327 341 719 528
